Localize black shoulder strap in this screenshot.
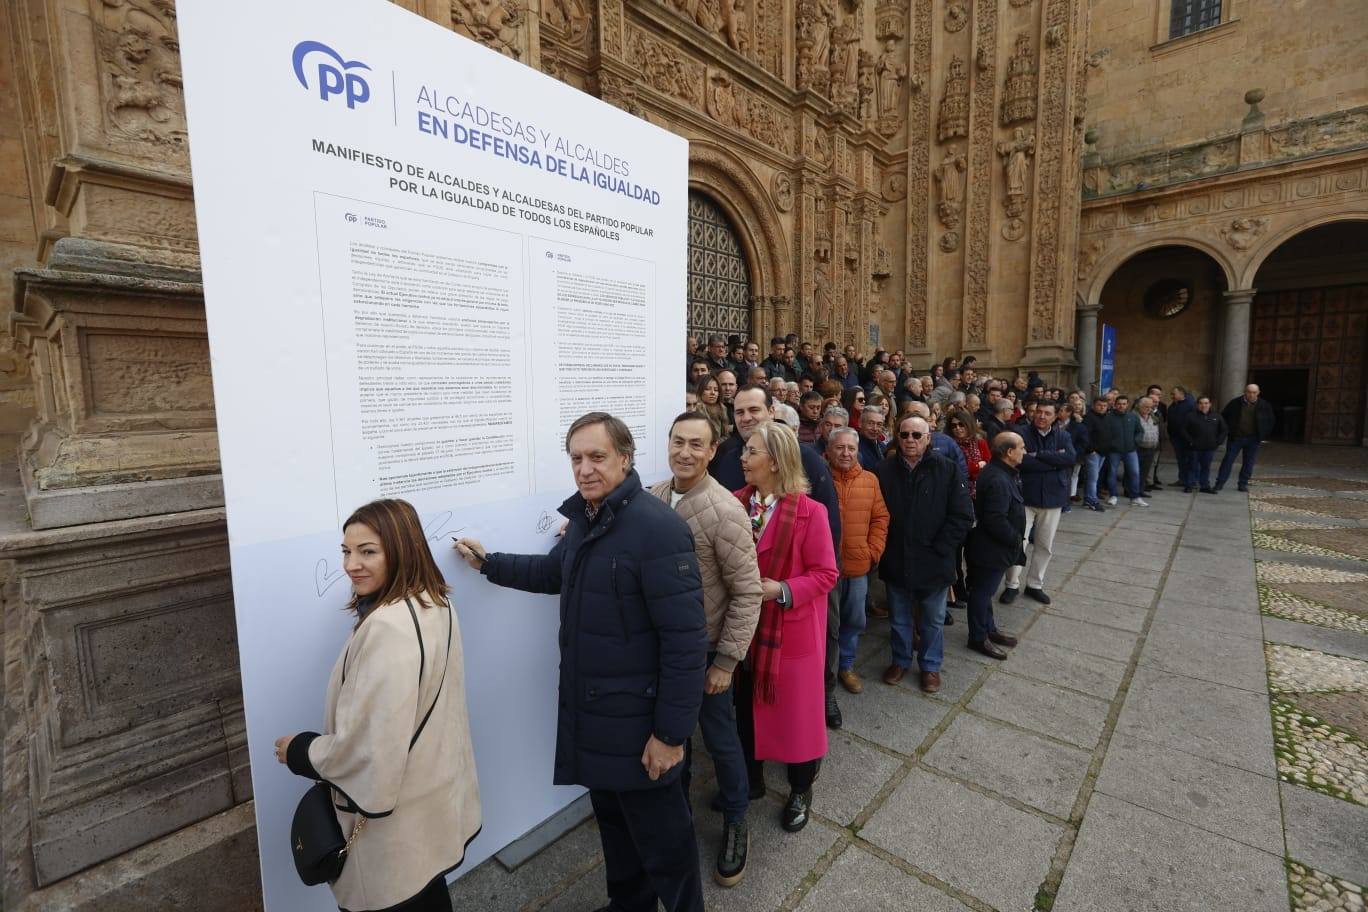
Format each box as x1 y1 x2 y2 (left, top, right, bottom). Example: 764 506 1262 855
406 598 453 751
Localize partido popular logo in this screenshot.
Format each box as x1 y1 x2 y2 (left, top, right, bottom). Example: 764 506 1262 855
292 40 371 109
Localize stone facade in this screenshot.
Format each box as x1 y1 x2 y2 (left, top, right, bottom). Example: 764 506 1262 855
1076 0 1368 442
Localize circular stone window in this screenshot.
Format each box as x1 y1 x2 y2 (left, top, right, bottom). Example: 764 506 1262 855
1143 279 1192 319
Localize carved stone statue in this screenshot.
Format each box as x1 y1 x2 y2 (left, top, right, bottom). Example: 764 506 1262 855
543 0 589 41
934 147 967 227
453 0 526 59
814 262 834 321
858 51 876 120
830 20 859 110
997 126 1036 217
1001 33 1038 125
720 0 748 52
798 0 837 93
937 55 969 141
876 38 906 120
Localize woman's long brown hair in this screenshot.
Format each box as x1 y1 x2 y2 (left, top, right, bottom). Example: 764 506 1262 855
342 499 451 616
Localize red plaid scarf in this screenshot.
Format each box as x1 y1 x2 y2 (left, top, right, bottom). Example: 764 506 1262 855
735 486 800 704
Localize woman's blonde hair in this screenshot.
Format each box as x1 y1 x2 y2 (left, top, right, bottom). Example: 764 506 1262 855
749 421 810 496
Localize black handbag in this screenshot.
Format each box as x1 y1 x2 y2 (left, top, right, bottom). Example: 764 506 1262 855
290 599 453 885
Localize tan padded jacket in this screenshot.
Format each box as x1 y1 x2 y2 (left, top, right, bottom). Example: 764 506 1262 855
649 474 763 672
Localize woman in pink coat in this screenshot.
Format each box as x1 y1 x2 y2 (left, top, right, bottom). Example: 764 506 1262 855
734 421 839 833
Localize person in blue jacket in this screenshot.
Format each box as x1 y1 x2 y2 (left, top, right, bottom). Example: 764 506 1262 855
999 400 1075 606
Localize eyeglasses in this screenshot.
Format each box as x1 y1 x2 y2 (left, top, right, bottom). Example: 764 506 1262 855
899 431 926 440
948 421 964 428
855 396 865 403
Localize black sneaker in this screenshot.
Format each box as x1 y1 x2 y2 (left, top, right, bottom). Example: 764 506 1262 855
781 790 812 832
714 819 748 887
824 688 842 729
999 587 1019 605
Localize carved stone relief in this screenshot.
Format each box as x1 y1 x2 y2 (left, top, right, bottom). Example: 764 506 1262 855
937 55 969 142
796 0 836 94
543 0 591 44
945 1 968 32
963 0 997 346
1220 216 1270 250
593 71 641 116
1027 0 1071 343
1001 33 1037 126
452 0 527 59
772 172 795 212
940 230 961 252
881 170 908 201
876 0 905 41
875 39 907 136
830 17 861 115
1076 238 1105 280
628 28 705 107
934 147 967 229
906 0 933 349
707 70 743 129
701 68 793 152
92 0 187 151
872 217 892 278
858 51 876 121
998 126 1036 219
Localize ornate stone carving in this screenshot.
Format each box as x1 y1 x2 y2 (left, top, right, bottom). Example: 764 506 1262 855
601 0 625 55
92 0 187 150
945 1 968 32
872 218 892 278
940 230 961 252
830 17 861 115
881 170 907 201
1028 0 1071 343
1220 216 1270 250
998 126 1036 218
628 28 705 107
796 0 836 94
815 195 832 261
1077 238 1105 279
703 68 793 153
593 71 641 116
1001 33 1037 126
1001 217 1025 240
937 55 969 142
721 0 749 52
452 0 527 58
772 172 795 212
543 0 591 44
707 70 743 129
905 0 933 349
963 0 997 346
875 39 906 136
934 147 966 228
876 0 904 40
858 51 876 121
1009 0 1031 5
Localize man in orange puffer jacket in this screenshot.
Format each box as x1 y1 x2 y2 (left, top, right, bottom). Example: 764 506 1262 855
825 427 890 695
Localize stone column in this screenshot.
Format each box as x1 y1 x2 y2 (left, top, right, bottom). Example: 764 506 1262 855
1220 289 1257 405
1075 300 1101 396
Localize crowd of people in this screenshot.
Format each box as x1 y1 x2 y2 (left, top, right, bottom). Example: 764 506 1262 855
271 330 1276 912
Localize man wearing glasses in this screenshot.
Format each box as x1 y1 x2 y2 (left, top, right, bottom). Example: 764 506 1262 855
874 416 974 694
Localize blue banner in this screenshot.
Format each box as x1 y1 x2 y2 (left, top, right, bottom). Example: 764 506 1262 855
1099 323 1116 394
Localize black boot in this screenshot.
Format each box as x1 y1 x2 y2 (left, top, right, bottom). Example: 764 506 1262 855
824 687 842 729
781 790 812 832
714 818 749 887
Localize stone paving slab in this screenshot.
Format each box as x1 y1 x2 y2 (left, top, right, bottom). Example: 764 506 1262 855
1116 666 1275 776
763 729 901 827
838 671 951 755
1000 638 1129 700
450 818 604 911
1053 794 1287 912
1092 545 1172 571
1262 615 1368 662
923 712 1092 818
794 844 973 912
968 672 1112 749
860 768 1066 912
695 800 842 912
1060 575 1157 609
1069 557 1153 586
1159 580 1259 610
1028 614 1142 662
1138 620 1270 693
1280 781 1368 886
1093 733 1284 855
1048 593 1149 633
1152 595 1267 639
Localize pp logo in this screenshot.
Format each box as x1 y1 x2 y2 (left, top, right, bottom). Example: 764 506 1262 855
292 40 371 109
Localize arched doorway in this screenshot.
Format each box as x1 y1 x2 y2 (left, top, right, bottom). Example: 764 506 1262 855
1091 245 1230 397
687 190 753 341
1248 220 1368 445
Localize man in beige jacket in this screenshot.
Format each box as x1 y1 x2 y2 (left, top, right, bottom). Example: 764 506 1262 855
650 411 763 888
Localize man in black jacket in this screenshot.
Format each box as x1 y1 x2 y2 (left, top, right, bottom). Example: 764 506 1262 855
456 413 708 912
1167 386 1196 489
1216 383 1276 492
1183 396 1228 493
709 385 845 728
966 432 1027 659
874 415 975 694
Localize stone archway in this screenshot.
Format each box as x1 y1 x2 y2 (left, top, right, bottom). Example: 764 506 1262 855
688 141 791 338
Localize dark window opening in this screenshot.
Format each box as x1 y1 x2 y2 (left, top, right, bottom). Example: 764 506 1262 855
1169 0 1222 39
1143 279 1193 319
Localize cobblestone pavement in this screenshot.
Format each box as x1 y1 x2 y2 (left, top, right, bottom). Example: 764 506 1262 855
447 445 1368 912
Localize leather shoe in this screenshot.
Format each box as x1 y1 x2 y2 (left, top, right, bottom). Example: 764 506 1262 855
970 640 1008 660
988 631 1019 647
1238 483 1249 492
837 669 864 694
781 790 812 832
1024 587 1051 605
824 688 842 729
943 610 955 626
882 664 906 685
999 587 1019 605
919 671 941 694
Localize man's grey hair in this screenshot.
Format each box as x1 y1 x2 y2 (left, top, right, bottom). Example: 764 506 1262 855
994 398 1015 414
880 369 896 381
822 406 849 422
786 382 800 393
707 334 726 346
949 391 967 404
828 426 860 448
861 405 887 420
565 412 635 464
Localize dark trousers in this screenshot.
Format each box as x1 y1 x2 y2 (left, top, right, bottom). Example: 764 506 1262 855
1217 435 1260 487
1171 438 1191 486
734 665 819 794
953 542 968 604
1138 447 1157 491
589 785 704 912
1194 448 1216 489
682 651 749 823
386 873 453 911
825 587 839 689
966 564 1006 646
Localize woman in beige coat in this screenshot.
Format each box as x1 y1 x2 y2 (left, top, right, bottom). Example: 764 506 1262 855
275 499 481 911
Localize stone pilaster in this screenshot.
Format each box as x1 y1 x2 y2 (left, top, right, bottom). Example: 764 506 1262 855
1219 289 1257 405
1075 298 1101 395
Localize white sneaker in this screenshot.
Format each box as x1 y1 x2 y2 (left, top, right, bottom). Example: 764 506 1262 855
1106 496 1118 506
1130 498 1149 507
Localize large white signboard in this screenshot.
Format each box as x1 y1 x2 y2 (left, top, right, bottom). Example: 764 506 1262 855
177 1 687 907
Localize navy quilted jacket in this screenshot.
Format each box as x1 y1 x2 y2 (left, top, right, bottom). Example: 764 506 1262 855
481 470 707 791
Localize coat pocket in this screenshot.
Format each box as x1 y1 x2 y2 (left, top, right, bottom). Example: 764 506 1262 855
582 675 658 718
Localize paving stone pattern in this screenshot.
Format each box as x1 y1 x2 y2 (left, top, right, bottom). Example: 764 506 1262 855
448 452 1368 911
